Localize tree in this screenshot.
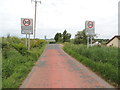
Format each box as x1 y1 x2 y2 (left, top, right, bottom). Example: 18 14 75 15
63 30 71 43
74 29 87 44
7 34 10 38
54 33 62 42
54 30 71 43
58 37 63 42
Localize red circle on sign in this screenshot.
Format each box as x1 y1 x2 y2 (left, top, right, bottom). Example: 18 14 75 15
87 21 93 28
23 19 30 26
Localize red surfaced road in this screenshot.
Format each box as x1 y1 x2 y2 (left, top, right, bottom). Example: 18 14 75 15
20 44 114 88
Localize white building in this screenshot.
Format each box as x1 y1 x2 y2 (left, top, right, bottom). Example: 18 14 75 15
93 41 101 46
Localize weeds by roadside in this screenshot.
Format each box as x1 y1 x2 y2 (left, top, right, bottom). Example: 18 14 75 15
63 43 119 87
2 37 47 88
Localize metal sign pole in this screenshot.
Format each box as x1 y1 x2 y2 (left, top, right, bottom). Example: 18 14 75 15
87 36 89 48
28 34 30 51
26 34 28 48
90 36 92 47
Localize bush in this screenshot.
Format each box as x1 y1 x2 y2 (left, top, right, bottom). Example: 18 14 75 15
11 43 28 55
30 39 46 48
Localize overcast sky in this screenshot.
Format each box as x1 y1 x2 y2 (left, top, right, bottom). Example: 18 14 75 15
0 0 119 39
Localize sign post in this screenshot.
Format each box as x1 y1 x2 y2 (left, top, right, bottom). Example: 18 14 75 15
28 34 30 51
21 18 33 50
87 37 89 48
26 34 28 49
90 36 92 47
85 21 95 48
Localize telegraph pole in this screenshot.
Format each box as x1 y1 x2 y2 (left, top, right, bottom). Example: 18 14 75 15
31 0 41 39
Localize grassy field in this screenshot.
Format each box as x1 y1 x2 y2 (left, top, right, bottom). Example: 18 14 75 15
2 37 47 88
63 43 119 87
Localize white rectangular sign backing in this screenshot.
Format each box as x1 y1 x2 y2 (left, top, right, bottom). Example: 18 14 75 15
21 18 33 34
85 21 95 36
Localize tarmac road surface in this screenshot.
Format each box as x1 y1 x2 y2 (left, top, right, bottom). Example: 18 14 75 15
20 44 114 88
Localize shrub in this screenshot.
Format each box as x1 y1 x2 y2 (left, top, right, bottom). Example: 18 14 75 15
11 43 28 55
30 39 46 48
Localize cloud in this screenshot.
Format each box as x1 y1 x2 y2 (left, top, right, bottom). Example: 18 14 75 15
0 0 119 39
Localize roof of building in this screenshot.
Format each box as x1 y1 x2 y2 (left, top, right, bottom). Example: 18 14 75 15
107 35 120 44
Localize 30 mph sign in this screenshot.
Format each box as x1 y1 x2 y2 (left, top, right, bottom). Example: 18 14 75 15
85 21 95 36
21 18 33 34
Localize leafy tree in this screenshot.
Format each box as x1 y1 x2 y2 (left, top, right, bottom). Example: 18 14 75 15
63 30 71 43
74 29 87 44
54 30 71 43
58 37 63 42
54 33 62 42
7 34 10 38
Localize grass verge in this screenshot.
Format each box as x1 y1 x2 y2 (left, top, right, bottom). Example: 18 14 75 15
2 37 47 88
63 43 119 87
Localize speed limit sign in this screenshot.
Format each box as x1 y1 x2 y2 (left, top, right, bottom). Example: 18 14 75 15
21 18 33 34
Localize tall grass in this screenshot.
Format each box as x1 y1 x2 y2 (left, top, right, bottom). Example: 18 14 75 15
63 43 119 87
2 37 47 88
